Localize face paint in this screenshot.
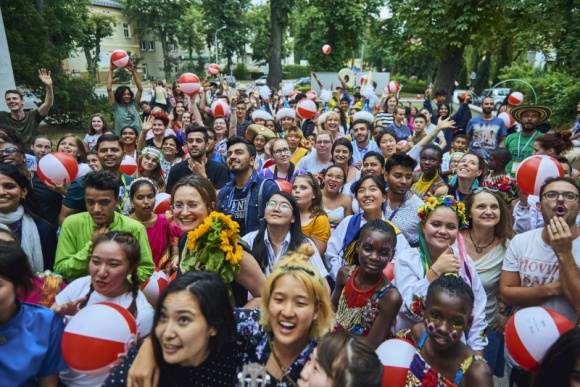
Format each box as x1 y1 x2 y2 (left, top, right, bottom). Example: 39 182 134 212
449 330 460 341
426 319 437 334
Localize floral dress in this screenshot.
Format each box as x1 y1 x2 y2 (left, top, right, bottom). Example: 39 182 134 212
406 331 485 387
235 308 317 387
334 266 396 337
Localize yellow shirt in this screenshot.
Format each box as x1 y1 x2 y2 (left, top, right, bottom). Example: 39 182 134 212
302 215 331 242
291 147 309 165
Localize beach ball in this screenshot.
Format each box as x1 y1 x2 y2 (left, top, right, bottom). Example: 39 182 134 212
296 99 317 120
276 180 292 193
62 302 137 375
376 338 415 387
386 81 400 94
516 155 564 196
306 90 317 100
359 75 366 85
322 44 331 55
169 271 177 282
290 90 299 99
208 63 220 75
498 111 515 128
178 73 201 96
383 262 394 281
141 268 168 305
154 193 171 214
396 141 407 152
111 50 129 68
37 152 79 187
508 91 524 106
119 155 138 176
211 99 231 117
505 307 574 371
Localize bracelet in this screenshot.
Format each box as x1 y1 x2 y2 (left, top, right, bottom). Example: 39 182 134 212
171 254 179 260
431 267 440 277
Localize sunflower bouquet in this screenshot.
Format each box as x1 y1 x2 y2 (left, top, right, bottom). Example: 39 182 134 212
180 211 243 284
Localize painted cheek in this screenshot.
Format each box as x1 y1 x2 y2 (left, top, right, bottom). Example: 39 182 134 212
426 320 437 334
449 330 460 341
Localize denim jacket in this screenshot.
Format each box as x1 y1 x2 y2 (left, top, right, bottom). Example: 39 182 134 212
217 172 280 235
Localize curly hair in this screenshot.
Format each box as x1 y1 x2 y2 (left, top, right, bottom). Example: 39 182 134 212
151 111 170 128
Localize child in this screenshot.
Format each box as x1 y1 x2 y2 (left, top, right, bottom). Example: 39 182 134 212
84 113 108 152
304 133 317 153
411 144 446 198
441 134 468 172
484 148 517 205
53 231 154 387
86 149 101 171
412 114 435 145
30 135 52 162
387 106 412 142
332 220 402 349
406 274 493 386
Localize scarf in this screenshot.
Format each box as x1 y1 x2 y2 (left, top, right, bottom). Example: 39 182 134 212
0 206 43 272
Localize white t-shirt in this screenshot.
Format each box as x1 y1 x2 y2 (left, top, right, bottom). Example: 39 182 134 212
55 276 154 387
502 228 580 323
83 133 100 151
296 153 332 177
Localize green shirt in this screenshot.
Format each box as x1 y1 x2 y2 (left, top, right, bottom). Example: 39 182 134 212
113 101 142 136
503 131 543 176
0 109 43 146
55 212 155 282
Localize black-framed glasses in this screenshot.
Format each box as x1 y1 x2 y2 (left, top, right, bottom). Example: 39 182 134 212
0 147 21 157
273 148 290 156
542 191 580 202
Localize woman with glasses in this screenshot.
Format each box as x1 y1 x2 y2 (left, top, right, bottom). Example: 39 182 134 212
242 191 329 278
462 188 514 377
259 138 306 184
170 175 265 307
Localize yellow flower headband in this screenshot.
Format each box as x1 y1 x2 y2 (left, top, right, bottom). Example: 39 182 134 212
417 195 468 228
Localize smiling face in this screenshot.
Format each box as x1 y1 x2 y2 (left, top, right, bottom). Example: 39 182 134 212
155 291 215 367
5 93 24 112
281 117 294 130
0 143 25 168
356 178 386 214
424 290 472 350
469 192 500 229
265 194 295 227
89 241 134 297
268 274 319 351
172 186 212 232
379 133 397 159
421 206 459 252
420 149 442 175
438 105 449 118
140 153 158 172
0 173 26 214
121 128 137 147
153 119 166 136
325 116 339 131
92 116 104 133
130 183 155 218
356 229 395 275
182 112 192 126
386 165 413 196
87 154 101 171
362 156 384 177
97 140 124 171
322 166 345 193
352 123 369 144
122 89 132 104
213 118 227 136
226 143 254 174
58 136 80 159
456 154 482 180
162 138 178 159
332 144 351 166
175 103 185 116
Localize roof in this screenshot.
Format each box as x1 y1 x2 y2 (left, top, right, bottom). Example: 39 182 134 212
90 0 124 9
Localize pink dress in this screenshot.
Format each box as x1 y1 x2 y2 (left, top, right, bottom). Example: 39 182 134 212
146 214 183 269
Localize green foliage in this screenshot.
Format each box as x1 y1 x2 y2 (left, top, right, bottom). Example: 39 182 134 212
364 18 397 71
178 7 206 71
233 63 250 80
79 13 117 79
246 3 291 65
472 55 491 93
282 65 311 79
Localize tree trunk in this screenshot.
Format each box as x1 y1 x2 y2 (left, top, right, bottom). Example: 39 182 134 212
84 49 96 80
267 0 283 91
434 46 465 100
425 52 434 84
160 30 172 81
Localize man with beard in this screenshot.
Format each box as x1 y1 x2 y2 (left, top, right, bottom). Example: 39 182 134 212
165 126 228 193
466 97 507 160
502 105 549 176
501 177 580 384
384 153 424 246
217 136 279 236
59 134 134 225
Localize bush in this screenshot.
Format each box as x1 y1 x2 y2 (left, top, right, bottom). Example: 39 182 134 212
389 75 427 94
250 71 265 80
233 63 250 81
282 65 311 79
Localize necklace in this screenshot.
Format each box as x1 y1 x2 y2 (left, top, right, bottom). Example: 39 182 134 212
133 212 154 224
468 230 495 253
344 267 383 308
268 335 298 387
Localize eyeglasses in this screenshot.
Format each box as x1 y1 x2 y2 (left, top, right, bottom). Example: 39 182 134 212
0 147 21 157
170 203 201 211
472 186 499 194
542 191 580 202
273 148 290 156
266 200 292 212
316 140 331 145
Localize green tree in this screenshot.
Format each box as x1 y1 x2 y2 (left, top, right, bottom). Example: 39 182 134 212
123 0 189 81
178 8 206 73
79 13 117 81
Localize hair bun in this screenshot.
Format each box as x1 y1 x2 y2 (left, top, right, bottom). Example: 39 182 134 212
296 243 315 261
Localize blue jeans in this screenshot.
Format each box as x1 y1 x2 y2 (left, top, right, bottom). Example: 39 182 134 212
484 326 505 377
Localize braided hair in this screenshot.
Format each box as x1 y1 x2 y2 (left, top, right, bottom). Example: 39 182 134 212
426 274 474 311
343 219 397 266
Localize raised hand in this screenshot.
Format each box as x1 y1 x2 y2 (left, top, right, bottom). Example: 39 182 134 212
38 69 53 87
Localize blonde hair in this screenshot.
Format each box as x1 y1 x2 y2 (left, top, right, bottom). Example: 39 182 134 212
324 112 340 127
260 243 334 339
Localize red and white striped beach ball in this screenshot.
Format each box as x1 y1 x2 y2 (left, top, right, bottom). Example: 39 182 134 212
208 63 220 75
322 44 331 55
508 91 524 106
296 99 317 120
178 73 201 96
498 111 515 128
141 268 169 305
386 81 400 94
119 155 138 176
111 50 129 68
62 303 138 375
37 152 79 187
359 75 366 86
306 90 317 100
290 90 299 100
516 155 564 196
276 180 292 193
376 338 415 387
211 99 231 117
154 193 171 214
505 307 574 371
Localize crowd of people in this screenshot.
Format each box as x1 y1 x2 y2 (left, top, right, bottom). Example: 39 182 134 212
1 64 580 387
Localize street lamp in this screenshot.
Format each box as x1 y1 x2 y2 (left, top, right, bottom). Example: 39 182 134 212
214 26 227 64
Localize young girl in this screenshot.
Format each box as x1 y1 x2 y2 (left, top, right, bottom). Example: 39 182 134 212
169 101 186 133
137 147 166 192
121 126 139 159
376 130 398 161
86 149 101 171
53 231 154 386
57 134 91 177
406 274 493 386
286 127 308 165
253 132 268 160
320 165 353 232
84 113 108 152
30 135 52 162
292 173 331 255
376 94 398 126
331 138 358 183
332 220 402 349
0 241 67 386
412 144 446 198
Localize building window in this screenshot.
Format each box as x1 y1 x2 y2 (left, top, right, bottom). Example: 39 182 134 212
148 41 155 51
123 23 130 38
140 41 147 51
142 64 148 79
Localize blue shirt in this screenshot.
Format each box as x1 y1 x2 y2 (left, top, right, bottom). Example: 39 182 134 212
351 140 380 165
466 115 507 159
0 303 68 386
386 122 412 141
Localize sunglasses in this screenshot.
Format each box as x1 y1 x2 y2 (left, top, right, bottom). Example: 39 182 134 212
0 147 22 157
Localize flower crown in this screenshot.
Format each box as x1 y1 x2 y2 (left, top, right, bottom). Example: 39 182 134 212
141 146 164 163
417 195 468 227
